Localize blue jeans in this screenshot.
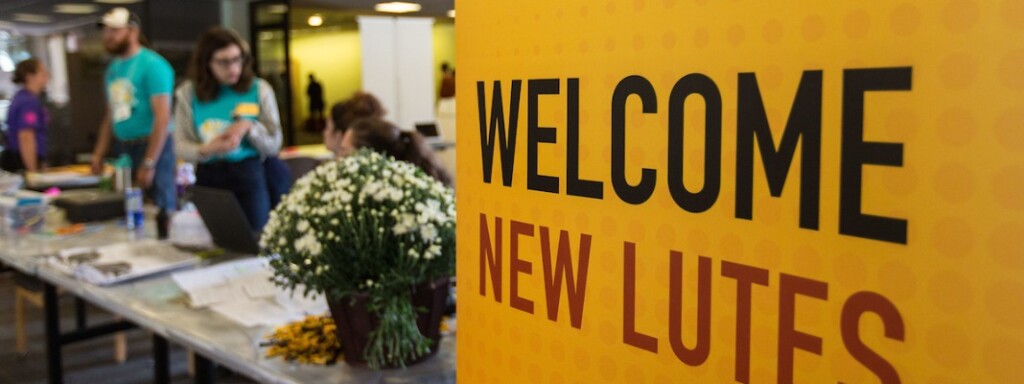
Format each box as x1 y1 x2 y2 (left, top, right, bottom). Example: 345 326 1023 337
263 155 292 209
196 156 270 231
114 138 177 211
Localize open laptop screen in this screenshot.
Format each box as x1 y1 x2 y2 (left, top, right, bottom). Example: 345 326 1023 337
191 186 261 255
414 122 440 138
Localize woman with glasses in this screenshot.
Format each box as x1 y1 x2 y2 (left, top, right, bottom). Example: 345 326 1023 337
174 27 283 230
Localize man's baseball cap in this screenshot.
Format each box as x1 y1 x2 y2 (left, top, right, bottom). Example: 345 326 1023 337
97 7 141 29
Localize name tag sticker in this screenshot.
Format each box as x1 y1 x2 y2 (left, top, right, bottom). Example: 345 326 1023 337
234 103 259 118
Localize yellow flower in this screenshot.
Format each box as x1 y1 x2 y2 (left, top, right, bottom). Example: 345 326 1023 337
262 315 342 365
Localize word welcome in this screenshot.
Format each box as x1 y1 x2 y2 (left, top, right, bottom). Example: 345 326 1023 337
476 67 912 244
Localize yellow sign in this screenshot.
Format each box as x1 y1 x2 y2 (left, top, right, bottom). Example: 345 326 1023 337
456 1 1023 382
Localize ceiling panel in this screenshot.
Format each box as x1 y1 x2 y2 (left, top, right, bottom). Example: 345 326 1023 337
1 0 147 34
293 0 454 17
0 0 455 35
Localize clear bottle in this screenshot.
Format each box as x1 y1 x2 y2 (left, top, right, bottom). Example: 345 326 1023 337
114 154 132 193
125 187 143 230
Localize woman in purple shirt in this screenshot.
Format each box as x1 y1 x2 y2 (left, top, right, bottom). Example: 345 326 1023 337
2 58 50 172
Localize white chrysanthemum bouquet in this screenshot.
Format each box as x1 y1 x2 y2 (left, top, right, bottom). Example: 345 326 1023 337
261 149 455 368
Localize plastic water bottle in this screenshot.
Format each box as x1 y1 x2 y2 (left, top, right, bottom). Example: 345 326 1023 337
125 187 143 230
113 154 133 193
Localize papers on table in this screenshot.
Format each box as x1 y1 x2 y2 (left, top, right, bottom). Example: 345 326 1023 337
170 257 328 327
172 258 271 307
26 171 100 189
188 284 247 308
209 300 295 328
171 258 267 295
53 240 200 286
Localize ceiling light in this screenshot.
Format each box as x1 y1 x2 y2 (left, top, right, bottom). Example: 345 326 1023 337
308 14 323 27
13 13 53 23
375 2 421 14
0 52 15 72
55 3 100 14
267 4 288 14
93 0 144 4
447 9 455 18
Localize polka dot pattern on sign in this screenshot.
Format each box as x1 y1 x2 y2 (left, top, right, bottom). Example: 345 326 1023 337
455 1 1024 382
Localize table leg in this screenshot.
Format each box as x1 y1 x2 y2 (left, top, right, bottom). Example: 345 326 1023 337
193 354 217 384
43 282 63 384
75 298 87 330
153 334 170 384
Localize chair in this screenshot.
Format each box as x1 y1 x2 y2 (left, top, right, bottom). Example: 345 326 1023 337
282 156 322 184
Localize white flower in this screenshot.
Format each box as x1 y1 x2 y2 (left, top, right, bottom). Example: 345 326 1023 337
295 232 322 256
393 223 410 235
420 224 438 242
289 263 299 273
388 189 403 201
427 244 442 258
297 220 310 232
366 279 374 287
400 213 416 228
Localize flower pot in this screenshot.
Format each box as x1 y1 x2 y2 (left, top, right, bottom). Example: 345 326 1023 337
326 276 450 368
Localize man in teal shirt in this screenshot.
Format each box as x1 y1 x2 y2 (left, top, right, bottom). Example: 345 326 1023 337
90 8 177 219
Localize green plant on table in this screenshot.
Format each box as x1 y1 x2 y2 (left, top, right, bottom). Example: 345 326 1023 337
260 149 455 368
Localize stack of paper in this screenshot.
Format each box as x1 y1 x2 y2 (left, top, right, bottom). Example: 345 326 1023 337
170 257 328 327
56 240 199 286
27 171 100 189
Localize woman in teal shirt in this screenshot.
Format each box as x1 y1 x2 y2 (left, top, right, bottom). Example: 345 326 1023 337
174 27 283 230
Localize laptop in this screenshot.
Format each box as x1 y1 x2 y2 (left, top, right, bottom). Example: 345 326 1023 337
414 122 442 143
191 186 261 255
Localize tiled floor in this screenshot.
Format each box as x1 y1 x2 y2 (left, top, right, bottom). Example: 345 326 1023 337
0 269 253 384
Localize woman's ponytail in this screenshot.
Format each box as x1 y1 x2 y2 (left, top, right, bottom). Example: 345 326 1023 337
348 118 453 186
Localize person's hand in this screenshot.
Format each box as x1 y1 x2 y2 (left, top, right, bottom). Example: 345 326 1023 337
135 166 154 189
90 155 104 175
201 134 238 156
225 119 252 143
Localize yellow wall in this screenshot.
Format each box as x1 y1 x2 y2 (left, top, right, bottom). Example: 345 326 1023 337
433 20 457 97
289 26 363 131
287 20 456 141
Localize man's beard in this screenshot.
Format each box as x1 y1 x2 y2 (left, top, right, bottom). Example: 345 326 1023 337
105 37 130 55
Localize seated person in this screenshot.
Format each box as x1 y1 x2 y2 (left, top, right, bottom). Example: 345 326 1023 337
323 91 386 157
339 117 452 187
